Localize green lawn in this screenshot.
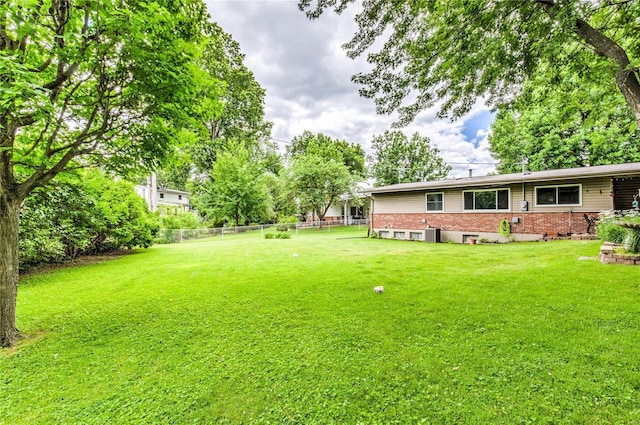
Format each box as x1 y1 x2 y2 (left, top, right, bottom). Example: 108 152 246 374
2 227 639 424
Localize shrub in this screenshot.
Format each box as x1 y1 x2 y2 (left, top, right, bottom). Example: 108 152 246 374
625 229 640 253
264 233 276 239
597 218 627 244
19 171 158 268
276 222 297 232
159 210 201 230
275 232 291 239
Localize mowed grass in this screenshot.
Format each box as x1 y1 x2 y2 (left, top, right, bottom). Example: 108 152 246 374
1 227 639 424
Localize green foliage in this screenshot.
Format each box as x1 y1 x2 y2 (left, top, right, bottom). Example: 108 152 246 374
299 1 640 125
275 232 291 239
490 58 640 173
264 232 276 239
18 172 157 267
262 172 298 223
288 131 366 177
86 174 158 252
276 223 297 232
626 229 640 254
0 0 221 347
189 24 273 174
196 143 271 226
4 231 639 423
597 220 628 245
369 130 451 186
288 153 355 224
19 182 96 266
158 210 201 230
3 0 220 185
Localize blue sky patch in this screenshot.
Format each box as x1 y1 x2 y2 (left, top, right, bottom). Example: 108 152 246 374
462 110 494 146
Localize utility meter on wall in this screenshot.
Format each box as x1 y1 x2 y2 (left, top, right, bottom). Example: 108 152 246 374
520 200 528 212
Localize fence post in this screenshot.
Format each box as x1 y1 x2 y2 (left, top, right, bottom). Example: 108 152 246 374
180 229 183 243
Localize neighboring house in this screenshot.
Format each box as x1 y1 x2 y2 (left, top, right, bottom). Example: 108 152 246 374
135 174 192 214
366 162 640 243
303 194 371 225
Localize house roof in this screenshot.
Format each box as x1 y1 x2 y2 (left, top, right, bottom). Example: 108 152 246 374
157 187 189 196
365 162 640 194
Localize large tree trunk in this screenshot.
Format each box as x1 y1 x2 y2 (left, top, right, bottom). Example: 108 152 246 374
536 1 640 127
0 194 21 348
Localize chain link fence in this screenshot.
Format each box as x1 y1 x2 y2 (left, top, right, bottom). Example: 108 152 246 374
156 220 370 244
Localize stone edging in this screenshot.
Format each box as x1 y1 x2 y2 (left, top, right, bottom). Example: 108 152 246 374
600 242 640 265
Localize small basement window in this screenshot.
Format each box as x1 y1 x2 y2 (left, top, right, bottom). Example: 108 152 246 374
378 230 390 238
394 231 406 239
409 232 423 241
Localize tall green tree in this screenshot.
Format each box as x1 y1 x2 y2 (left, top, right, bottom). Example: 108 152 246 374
288 154 355 228
299 1 640 127
262 171 299 223
490 60 640 173
197 143 271 227
287 130 365 177
0 0 219 347
369 131 451 186
190 24 273 174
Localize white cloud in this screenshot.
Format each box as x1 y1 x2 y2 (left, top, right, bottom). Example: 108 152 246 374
205 0 496 179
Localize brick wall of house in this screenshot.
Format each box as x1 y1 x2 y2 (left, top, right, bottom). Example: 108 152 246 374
372 211 598 235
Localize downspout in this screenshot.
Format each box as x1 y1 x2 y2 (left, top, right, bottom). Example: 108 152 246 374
521 181 526 233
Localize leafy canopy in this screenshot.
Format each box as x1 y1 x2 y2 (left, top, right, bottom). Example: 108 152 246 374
287 130 365 177
189 24 273 174
369 131 451 187
1 0 220 200
298 0 640 126
288 152 355 224
490 58 640 173
197 142 271 227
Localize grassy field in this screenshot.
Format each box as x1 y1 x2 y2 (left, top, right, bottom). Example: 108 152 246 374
1 227 639 424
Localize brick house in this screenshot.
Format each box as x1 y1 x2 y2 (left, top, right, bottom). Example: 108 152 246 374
366 162 640 243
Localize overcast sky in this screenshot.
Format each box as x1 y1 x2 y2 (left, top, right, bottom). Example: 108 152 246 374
204 0 496 178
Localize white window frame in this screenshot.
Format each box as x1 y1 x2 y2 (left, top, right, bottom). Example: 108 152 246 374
425 192 445 212
534 184 582 207
463 188 511 211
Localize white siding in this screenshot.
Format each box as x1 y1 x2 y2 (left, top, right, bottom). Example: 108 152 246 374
374 192 426 213
373 177 613 214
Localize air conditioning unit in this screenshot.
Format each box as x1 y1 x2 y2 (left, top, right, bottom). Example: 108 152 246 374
424 228 441 243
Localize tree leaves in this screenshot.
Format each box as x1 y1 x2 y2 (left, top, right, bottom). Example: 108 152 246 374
489 55 640 173
368 130 450 187
299 0 640 126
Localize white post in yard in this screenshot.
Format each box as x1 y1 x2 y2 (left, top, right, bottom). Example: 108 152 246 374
344 200 348 225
